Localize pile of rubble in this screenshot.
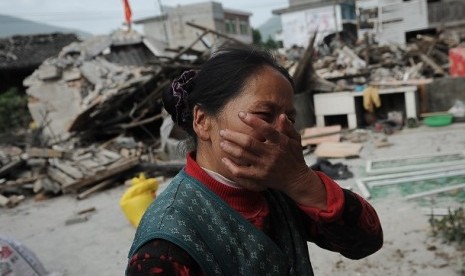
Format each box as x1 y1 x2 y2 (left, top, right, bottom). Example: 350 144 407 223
1 25 241 207
312 33 464 90
23 30 206 143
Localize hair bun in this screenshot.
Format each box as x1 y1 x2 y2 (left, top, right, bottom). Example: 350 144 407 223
168 69 198 125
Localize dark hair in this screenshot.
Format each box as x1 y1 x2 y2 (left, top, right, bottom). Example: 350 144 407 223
162 45 294 145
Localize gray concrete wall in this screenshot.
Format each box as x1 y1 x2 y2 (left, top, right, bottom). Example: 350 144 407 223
425 77 465 112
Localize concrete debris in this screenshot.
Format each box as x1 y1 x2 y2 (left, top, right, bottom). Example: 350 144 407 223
2 25 245 207
312 33 459 89
22 29 210 144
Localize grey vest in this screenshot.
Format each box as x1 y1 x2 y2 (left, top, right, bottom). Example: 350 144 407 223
128 170 313 276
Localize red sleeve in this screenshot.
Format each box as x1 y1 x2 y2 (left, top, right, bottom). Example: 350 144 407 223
296 171 345 222
296 171 383 259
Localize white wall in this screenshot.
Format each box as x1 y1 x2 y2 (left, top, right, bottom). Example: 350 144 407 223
357 0 428 45
143 21 168 43
281 5 342 48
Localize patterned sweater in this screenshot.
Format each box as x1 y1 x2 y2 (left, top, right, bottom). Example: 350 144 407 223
127 153 383 275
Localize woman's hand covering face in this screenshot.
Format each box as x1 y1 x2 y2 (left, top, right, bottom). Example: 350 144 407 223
219 111 311 194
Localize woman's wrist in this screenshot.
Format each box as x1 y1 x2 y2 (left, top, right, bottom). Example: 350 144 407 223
286 168 328 210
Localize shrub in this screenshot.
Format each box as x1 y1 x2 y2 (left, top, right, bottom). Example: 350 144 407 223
0 87 31 133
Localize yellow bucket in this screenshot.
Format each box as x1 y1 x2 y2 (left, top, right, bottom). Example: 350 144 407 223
120 174 158 227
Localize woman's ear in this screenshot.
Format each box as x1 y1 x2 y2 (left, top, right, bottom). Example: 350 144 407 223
193 105 211 141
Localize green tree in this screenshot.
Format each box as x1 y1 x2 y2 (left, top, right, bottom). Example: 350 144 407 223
252 28 262 46
0 87 31 133
264 36 279 50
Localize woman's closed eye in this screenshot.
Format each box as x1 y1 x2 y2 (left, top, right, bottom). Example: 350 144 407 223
253 112 273 123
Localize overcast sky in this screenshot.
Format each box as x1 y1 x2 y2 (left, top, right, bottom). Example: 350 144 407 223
0 0 288 34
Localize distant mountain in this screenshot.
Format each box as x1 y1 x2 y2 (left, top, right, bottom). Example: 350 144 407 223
0 14 91 38
257 15 282 41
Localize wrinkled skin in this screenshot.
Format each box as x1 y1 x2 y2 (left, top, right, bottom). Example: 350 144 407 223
193 66 327 209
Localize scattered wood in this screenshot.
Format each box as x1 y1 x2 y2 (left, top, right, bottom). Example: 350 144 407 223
77 207 97 215
26 148 68 158
315 142 363 158
311 32 453 88
63 157 139 193
76 179 115 200
301 125 342 146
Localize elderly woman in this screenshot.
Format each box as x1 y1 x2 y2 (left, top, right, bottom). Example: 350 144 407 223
127 46 383 275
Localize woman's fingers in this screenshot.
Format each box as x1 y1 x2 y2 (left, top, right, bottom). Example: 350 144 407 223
221 156 264 180
238 112 281 143
219 129 264 154
277 114 301 141
219 139 261 164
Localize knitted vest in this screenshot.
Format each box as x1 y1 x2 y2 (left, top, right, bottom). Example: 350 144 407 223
128 170 313 276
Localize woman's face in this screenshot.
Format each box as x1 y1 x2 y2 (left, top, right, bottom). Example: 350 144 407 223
218 65 296 133
199 65 296 177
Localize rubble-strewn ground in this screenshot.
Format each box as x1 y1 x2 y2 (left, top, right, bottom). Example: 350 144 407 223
1 123 465 275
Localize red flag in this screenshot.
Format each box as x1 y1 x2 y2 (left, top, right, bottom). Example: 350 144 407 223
123 0 132 24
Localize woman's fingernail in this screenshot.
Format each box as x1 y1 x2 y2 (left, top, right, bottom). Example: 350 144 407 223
219 129 225 136
238 111 246 119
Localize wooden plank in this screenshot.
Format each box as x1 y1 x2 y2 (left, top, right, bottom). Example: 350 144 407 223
78 159 101 170
26 147 65 158
0 175 43 193
77 207 97 215
419 53 445 76
63 157 139 193
72 152 93 161
76 179 115 200
51 159 84 179
315 142 363 158
301 125 342 146
47 167 75 186
99 149 121 161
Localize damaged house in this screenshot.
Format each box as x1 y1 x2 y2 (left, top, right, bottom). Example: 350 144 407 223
23 30 179 143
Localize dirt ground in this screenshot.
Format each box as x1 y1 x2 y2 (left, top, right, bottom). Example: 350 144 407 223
1 124 465 275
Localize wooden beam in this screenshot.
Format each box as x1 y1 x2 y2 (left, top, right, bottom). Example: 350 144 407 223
185 21 246 46
172 30 209 60
63 157 139 193
0 175 44 193
419 53 445 76
26 148 67 158
76 179 115 200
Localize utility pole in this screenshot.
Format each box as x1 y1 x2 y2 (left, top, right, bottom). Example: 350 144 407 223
333 0 340 42
157 0 169 43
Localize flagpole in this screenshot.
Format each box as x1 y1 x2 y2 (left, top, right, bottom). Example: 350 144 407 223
123 0 132 31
